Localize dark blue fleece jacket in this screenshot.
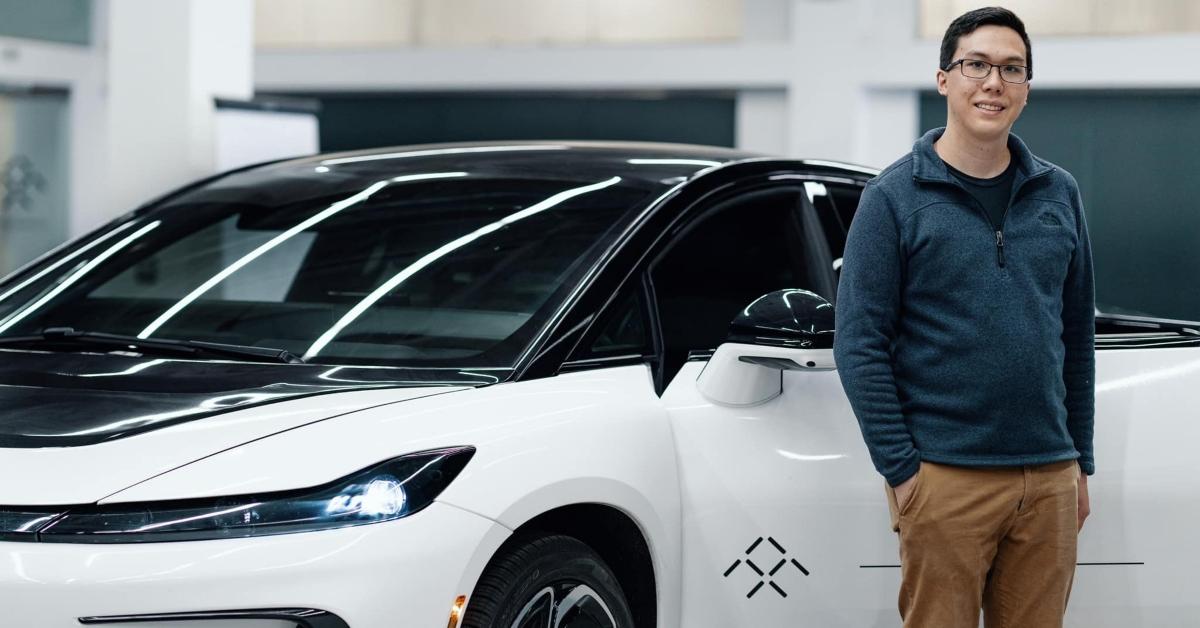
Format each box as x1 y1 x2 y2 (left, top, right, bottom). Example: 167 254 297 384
834 128 1095 487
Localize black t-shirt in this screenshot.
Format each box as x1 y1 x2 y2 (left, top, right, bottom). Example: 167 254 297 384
946 158 1017 230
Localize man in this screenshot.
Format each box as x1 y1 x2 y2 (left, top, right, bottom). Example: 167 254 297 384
833 7 1094 628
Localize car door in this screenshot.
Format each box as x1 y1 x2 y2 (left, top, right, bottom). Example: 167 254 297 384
657 178 902 627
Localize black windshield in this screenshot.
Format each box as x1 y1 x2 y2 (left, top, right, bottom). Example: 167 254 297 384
0 160 655 368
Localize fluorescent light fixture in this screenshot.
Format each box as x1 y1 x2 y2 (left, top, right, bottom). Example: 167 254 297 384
800 159 880 176
320 145 569 167
0 221 140 306
803 181 828 203
137 172 466 340
627 158 723 167
303 176 622 358
0 221 162 335
776 449 845 462
79 359 168 378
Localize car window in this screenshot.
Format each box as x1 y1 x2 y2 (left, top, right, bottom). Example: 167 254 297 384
93 219 316 302
649 184 826 386
587 287 650 356
804 180 864 298
0 173 656 368
565 283 653 368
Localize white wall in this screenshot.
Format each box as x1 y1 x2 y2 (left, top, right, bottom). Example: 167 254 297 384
921 0 1200 37
5 0 1200 244
255 0 1200 168
736 89 789 156
254 0 743 48
0 0 255 239
106 0 254 219
214 107 318 170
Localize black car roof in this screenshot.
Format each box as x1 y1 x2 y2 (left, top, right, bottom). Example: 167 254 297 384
138 141 877 218
255 140 770 189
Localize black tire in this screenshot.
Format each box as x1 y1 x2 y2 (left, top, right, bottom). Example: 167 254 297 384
462 533 637 628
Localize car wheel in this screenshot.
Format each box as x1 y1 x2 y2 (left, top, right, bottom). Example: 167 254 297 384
463 533 636 628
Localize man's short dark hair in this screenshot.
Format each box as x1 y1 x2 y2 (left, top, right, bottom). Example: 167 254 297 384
940 6 1032 80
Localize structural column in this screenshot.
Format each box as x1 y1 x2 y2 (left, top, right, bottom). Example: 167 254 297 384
99 0 253 228
736 0 791 155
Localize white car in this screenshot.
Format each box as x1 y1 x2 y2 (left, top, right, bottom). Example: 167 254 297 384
0 142 1196 627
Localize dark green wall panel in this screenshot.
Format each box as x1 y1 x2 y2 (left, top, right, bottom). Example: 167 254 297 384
920 90 1200 321
280 93 735 152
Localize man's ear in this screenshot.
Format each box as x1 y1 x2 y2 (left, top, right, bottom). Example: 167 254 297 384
936 69 948 96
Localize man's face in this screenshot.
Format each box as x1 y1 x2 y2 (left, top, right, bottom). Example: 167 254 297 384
937 24 1030 142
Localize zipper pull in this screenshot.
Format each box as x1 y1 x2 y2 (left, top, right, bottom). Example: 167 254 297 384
995 230 1006 267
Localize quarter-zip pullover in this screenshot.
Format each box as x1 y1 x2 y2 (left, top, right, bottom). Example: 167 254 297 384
834 128 1096 487
946 158 1015 231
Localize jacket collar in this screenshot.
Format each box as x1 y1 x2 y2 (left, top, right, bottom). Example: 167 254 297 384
911 126 1053 186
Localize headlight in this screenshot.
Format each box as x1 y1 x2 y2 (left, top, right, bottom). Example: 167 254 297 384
18 446 473 544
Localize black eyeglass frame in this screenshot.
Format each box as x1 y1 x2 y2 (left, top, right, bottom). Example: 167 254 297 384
944 58 1032 84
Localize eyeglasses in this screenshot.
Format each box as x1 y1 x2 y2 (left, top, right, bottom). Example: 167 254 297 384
945 58 1030 84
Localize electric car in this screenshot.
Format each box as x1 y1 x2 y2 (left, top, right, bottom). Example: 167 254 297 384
1 142 1196 627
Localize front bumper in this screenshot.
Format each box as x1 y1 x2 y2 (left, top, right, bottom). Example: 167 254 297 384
1 502 506 627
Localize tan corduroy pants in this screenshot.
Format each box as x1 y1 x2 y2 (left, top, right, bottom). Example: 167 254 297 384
884 459 1080 628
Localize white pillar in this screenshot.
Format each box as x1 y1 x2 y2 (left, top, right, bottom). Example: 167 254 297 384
785 0 859 161
736 89 789 155
736 0 791 155
855 88 919 169
68 0 110 237
97 0 252 230
852 0 928 168
743 0 792 42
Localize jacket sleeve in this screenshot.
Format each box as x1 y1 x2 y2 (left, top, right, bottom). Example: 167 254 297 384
833 182 920 487
1062 175 1096 475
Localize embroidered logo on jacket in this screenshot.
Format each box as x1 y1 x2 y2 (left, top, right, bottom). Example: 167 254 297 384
1039 212 1063 227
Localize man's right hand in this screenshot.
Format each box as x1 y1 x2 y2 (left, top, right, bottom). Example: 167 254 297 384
894 465 920 511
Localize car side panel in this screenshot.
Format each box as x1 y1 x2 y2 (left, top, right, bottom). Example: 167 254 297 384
0 386 461 505
0 502 503 627
666 344 1200 627
102 364 684 628
1067 346 1200 626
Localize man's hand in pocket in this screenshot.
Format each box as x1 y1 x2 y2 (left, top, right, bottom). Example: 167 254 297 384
894 465 920 511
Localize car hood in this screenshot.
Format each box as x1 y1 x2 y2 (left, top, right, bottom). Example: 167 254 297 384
0 350 482 505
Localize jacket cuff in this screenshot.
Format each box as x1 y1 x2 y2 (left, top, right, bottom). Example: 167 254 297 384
1078 458 1095 475
885 456 922 487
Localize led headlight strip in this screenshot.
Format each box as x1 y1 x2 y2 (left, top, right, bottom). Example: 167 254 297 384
0 446 473 544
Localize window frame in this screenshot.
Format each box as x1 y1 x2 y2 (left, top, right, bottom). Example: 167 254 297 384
641 178 843 393
533 167 872 387
559 272 660 375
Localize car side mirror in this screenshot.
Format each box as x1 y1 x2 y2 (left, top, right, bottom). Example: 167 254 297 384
697 289 837 406
726 288 834 350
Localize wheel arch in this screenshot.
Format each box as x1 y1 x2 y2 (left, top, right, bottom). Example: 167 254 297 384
462 502 659 628
516 503 657 628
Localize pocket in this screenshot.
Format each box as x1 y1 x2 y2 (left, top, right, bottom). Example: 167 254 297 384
897 465 925 518
885 465 924 533
885 482 901 533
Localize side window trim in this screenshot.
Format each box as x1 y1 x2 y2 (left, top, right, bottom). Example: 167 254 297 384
774 174 868 303
646 181 811 392
559 273 660 376
644 271 667 394
796 191 839 303
556 173 864 388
